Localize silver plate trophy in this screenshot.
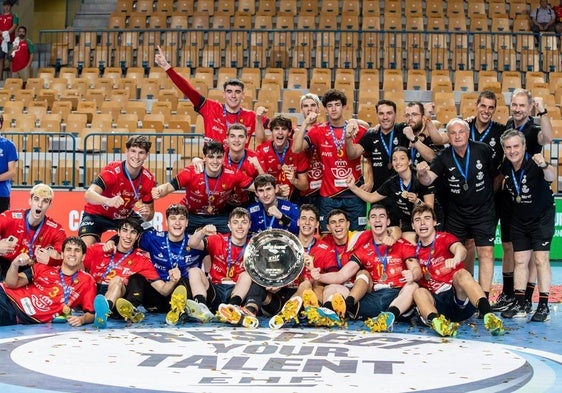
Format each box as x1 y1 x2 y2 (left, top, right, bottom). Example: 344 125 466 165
243 229 305 288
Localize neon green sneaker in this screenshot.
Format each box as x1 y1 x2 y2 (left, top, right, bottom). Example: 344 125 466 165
116 298 145 323
484 312 505 336
365 311 395 333
186 299 214 323
431 314 459 337
166 285 187 325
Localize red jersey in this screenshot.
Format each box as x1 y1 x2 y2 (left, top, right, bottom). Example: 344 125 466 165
255 139 309 198
350 237 416 289
0 12 17 43
224 148 260 207
83 243 161 285
302 143 323 196
205 233 248 284
174 165 253 214
298 238 339 282
0 209 66 265
305 122 367 197
415 232 464 294
10 37 33 73
2 263 96 323
84 161 156 220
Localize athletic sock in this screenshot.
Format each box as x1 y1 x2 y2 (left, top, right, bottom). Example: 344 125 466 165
525 282 536 302
502 272 514 297
538 292 549 306
388 306 401 320
476 297 492 315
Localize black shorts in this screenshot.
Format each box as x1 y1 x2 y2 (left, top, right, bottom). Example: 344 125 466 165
79 212 143 241
433 287 476 322
446 211 495 247
511 205 555 252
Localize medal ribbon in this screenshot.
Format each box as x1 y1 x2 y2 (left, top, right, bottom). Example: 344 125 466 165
166 235 187 269
273 141 289 166
59 270 78 305
399 177 411 193
25 210 45 259
305 237 317 254
372 242 389 276
451 144 471 186
380 127 395 161
511 153 528 200
470 120 493 142
123 161 141 202
102 250 133 279
228 150 246 170
226 237 246 276
328 121 347 156
415 239 435 268
261 205 277 230
223 104 242 128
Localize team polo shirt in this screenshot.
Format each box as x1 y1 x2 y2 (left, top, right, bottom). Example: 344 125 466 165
83 243 161 285
305 122 367 197
204 233 248 284
415 232 464 294
429 141 497 217
84 161 156 220
2 264 96 323
359 123 410 189
172 165 253 215
501 156 555 221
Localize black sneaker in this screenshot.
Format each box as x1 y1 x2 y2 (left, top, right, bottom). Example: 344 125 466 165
523 299 533 314
491 293 515 312
501 300 527 319
530 303 550 322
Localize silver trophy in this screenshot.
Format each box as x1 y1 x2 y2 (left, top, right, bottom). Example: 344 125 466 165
243 229 304 288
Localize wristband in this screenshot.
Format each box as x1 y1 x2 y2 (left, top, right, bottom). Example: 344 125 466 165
411 136 418 143
537 109 548 116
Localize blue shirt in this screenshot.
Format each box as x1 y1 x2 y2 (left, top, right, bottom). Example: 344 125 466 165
139 229 207 280
248 199 300 235
0 137 18 197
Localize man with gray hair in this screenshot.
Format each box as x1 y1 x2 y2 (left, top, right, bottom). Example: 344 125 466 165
417 118 498 301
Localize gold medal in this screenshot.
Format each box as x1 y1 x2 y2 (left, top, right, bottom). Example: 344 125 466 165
515 195 522 203
208 195 215 203
424 271 432 280
227 266 235 278
337 149 344 158
380 273 388 281
401 191 408 199
135 201 142 209
207 205 214 214
62 304 71 316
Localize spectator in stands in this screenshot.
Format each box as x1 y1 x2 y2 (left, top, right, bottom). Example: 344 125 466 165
553 0 562 33
416 118 498 299
152 141 254 234
0 114 18 212
0 184 66 280
531 0 556 35
154 46 268 147
292 89 368 231
79 135 156 247
499 130 554 323
0 0 18 80
255 115 309 200
9 25 32 84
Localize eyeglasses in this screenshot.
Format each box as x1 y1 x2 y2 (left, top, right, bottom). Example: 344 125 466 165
404 113 421 118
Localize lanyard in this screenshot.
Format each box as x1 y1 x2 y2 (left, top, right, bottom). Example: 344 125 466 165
226 237 246 274
273 141 289 166
511 153 528 199
25 211 45 258
166 235 187 269
373 241 388 273
380 127 395 160
399 177 411 193
204 169 223 199
228 150 246 170
416 239 435 268
470 121 493 142
261 204 277 230
451 144 471 185
123 161 140 202
223 104 242 128
305 237 317 254
59 270 78 305
102 250 133 279
328 121 347 157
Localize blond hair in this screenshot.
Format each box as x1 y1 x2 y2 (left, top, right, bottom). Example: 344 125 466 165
30 183 54 201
